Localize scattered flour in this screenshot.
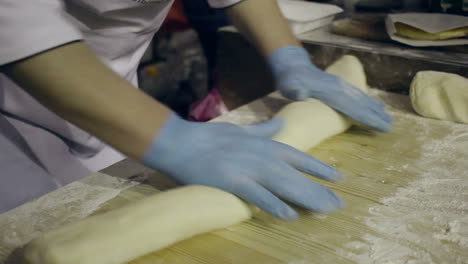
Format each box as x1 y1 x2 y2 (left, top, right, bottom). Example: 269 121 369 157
0 173 137 263
342 91 468 264
219 90 468 263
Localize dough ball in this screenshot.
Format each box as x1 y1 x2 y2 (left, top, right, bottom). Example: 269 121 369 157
410 71 468 124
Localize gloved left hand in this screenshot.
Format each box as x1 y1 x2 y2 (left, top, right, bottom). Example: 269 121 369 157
268 46 392 132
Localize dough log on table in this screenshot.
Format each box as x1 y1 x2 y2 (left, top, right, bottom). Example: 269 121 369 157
21 185 251 264
272 55 369 151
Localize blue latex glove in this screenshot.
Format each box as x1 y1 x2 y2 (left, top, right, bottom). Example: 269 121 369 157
143 114 345 220
268 46 392 132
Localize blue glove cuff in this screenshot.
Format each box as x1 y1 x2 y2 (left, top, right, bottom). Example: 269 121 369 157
141 113 186 171
267 46 317 76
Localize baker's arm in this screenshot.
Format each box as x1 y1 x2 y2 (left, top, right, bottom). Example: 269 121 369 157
225 0 301 56
0 0 170 158
4 42 171 160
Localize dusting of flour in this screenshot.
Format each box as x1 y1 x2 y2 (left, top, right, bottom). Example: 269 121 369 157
341 91 468 264
0 173 137 263
217 90 468 263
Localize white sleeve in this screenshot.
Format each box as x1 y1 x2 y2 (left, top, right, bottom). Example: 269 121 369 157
0 0 83 65
207 0 245 8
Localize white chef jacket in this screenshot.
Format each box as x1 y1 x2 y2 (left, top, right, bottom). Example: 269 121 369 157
0 0 243 194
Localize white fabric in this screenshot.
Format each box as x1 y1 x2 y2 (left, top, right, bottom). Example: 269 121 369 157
0 116 59 213
0 0 83 65
207 0 244 8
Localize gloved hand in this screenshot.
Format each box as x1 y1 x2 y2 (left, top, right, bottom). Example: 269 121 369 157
143 114 345 220
268 46 392 132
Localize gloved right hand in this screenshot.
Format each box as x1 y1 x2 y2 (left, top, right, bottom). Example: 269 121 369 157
268 46 392 132
143 113 345 220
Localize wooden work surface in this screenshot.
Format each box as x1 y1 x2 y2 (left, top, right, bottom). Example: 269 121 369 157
1 90 467 264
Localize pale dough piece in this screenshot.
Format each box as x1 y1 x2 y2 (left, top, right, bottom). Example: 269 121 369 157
23 185 251 264
272 55 368 151
410 71 468 124
326 55 368 93
395 22 468 40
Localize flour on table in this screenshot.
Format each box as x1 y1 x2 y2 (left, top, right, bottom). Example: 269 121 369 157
0 173 137 263
341 90 468 264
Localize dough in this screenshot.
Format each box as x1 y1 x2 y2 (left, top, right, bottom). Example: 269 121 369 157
325 55 368 93
410 71 468 124
395 22 468 40
22 185 251 264
273 55 368 151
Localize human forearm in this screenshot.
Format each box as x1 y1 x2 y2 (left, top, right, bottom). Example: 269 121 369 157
4 42 172 160
226 0 301 57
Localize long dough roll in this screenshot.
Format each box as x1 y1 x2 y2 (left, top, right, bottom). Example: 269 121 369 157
23 185 252 264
